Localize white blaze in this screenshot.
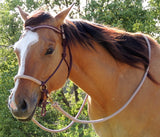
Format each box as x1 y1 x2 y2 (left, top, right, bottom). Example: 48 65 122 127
14 30 39 75
10 31 39 112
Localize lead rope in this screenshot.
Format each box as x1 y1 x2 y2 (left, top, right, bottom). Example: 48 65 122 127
32 34 151 131
32 95 88 133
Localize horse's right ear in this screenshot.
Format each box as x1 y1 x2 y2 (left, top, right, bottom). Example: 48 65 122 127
17 6 29 22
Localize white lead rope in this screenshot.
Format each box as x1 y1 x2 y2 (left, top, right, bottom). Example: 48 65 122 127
32 95 88 132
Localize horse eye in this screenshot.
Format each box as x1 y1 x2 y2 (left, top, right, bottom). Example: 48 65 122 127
45 47 54 55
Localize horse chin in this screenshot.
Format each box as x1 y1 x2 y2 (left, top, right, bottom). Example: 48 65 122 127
17 105 37 122
18 96 43 122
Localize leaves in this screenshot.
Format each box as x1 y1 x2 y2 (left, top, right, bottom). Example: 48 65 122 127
84 0 160 37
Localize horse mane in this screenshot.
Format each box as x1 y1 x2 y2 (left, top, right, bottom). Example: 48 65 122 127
63 20 149 69
24 11 157 83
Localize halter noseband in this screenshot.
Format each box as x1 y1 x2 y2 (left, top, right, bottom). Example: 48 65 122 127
14 25 72 116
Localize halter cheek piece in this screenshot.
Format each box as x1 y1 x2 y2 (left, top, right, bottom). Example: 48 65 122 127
14 25 72 116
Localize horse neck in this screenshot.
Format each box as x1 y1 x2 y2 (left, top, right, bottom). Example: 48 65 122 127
69 42 146 112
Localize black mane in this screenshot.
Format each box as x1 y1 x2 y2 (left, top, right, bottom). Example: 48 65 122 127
63 20 149 69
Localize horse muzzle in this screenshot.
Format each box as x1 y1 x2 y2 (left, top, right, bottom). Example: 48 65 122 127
8 91 38 121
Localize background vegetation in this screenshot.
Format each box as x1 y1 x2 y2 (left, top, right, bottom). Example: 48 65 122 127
0 0 159 136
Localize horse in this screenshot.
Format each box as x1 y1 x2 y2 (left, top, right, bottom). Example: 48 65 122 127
8 5 160 137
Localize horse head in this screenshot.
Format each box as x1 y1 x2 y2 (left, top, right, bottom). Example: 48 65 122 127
8 5 73 121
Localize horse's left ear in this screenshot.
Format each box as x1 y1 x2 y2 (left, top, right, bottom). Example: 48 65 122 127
55 3 74 26
17 6 29 22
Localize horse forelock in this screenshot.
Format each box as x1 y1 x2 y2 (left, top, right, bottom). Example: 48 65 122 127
25 11 52 27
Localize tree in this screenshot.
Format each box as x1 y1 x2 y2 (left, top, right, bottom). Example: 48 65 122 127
84 0 159 38
149 0 160 42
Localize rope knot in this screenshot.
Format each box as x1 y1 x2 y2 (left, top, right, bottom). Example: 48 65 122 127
40 83 47 92
62 53 66 58
39 82 49 116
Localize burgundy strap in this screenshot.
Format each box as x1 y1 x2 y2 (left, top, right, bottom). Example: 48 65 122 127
25 25 61 33
25 25 72 84
25 25 72 116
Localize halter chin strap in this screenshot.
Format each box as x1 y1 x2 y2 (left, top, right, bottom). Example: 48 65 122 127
14 25 72 116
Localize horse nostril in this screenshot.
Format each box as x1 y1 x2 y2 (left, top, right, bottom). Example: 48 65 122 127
21 100 27 111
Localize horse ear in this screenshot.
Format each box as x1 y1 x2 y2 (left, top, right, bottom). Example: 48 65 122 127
17 6 29 22
55 3 74 26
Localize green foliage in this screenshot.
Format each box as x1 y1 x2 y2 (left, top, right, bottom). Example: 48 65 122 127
0 0 160 136
149 0 160 42
84 0 159 37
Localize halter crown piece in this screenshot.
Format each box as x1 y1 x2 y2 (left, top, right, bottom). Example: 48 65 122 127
14 24 151 133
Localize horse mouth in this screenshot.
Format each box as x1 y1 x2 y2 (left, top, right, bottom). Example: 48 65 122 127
17 105 37 122
18 97 44 122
